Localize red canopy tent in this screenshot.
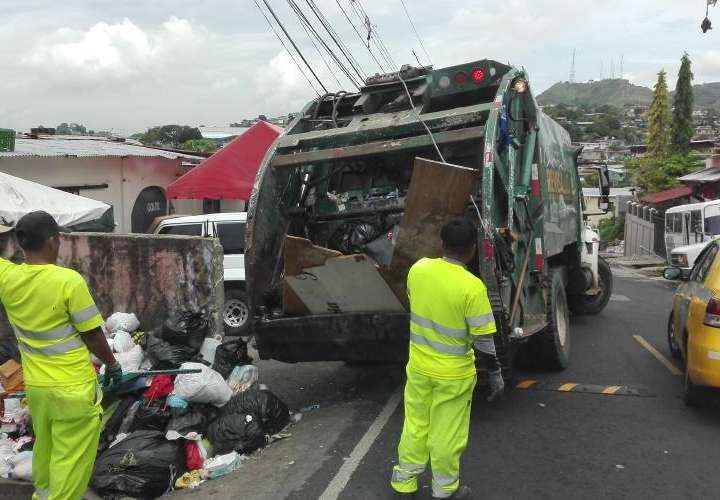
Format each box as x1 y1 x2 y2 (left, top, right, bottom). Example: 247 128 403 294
166 121 283 200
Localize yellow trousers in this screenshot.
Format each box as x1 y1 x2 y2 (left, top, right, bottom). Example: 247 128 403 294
25 382 103 500
391 367 476 498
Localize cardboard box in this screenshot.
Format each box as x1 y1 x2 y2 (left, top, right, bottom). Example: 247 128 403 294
0 360 22 392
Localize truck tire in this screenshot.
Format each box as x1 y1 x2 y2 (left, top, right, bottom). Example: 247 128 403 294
531 271 570 370
223 288 250 337
569 257 613 315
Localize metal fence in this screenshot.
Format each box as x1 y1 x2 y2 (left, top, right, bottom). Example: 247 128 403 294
624 202 665 258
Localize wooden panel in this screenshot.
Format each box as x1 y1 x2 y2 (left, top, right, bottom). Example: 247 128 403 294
384 157 478 304
271 126 485 168
285 254 404 315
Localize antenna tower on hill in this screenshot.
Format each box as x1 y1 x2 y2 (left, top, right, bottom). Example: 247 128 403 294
570 48 576 83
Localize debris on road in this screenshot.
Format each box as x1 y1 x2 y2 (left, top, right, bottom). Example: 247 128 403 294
0 309 294 498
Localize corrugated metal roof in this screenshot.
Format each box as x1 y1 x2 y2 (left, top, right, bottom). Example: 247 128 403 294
0 137 203 160
640 186 692 204
678 166 720 182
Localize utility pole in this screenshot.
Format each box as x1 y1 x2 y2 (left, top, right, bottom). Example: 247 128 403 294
620 55 624 80
570 48 576 83
611 59 615 79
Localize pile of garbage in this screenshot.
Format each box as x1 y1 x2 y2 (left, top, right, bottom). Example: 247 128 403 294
0 311 293 499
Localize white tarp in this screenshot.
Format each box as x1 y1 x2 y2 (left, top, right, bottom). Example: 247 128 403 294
0 171 110 228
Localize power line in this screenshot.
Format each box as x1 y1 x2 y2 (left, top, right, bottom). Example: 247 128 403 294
286 0 362 89
261 0 328 93
305 0 368 81
295 8 345 89
252 0 321 96
334 0 388 73
350 0 397 69
399 0 432 66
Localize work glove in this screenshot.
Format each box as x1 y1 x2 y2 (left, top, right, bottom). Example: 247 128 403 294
103 361 123 391
487 370 505 402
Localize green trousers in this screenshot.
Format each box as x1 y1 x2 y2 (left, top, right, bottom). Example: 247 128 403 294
25 382 103 500
391 367 476 498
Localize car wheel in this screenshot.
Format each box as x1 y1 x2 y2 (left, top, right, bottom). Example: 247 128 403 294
667 313 682 360
684 361 705 407
223 288 250 336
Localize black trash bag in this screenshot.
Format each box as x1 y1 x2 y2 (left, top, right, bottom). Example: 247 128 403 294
221 388 290 435
0 336 20 364
165 404 218 435
99 396 140 452
130 400 171 432
212 340 252 379
160 311 208 351
91 430 185 499
145 333 197 369
330 222 381 254
207 412 267 455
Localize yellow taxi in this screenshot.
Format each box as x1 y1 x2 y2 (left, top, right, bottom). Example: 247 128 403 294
665 239 720 406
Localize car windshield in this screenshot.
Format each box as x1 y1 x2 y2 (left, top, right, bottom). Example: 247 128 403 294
215 222 245 254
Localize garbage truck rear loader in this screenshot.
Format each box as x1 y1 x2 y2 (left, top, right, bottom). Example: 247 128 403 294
245 60 613 372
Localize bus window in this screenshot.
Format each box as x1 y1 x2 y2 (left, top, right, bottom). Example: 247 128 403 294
705 205 720 236
691 210 703 243
665 212 686 248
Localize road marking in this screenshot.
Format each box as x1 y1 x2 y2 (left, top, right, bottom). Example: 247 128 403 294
602 385 622 395
632 334 682 376
610 294 630 302
515 380 654 397
319 388 403 500
558 383 579 391
516 379 537 389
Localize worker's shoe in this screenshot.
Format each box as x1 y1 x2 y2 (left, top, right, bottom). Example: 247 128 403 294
446 485 472 499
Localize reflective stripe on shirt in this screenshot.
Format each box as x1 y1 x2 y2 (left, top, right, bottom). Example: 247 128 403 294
466 312 495 328
70 304 100 325
12 323 76 341
17 336 84 356
411 313 467 339
409 332 469 356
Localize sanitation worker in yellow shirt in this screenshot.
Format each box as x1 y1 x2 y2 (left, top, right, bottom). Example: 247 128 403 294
391 218 504 499
0 212 122 500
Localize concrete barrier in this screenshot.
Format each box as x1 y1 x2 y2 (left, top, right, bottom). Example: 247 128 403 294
0 232 224 340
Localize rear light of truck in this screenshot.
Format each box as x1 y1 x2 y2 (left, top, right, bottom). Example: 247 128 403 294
471 68 485 82
704 297 720 328
454 71 468 86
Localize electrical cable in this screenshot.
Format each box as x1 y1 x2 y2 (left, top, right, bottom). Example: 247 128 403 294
334 0 388 73
287 0 362 89
399 0 433 66
351 0 397 69
305 0 367 81
396 70 444 163
261 0 328 93
295 12 345 89
252 0 321 96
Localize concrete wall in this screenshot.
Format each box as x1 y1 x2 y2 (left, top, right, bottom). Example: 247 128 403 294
0 232 224 339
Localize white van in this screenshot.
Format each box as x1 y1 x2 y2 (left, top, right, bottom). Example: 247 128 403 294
154 212 249 336
665 200 720 273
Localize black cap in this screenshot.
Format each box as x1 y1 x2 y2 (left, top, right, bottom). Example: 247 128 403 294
15 211 68 251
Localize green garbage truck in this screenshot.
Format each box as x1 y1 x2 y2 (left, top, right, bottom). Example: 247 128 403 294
245 59 613 373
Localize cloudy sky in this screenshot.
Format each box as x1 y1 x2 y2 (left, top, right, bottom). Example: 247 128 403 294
2 0 719 134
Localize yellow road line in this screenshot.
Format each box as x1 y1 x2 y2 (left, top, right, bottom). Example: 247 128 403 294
558 383 579 392
633 334 682 376
601 386 622 395
516 380 537 389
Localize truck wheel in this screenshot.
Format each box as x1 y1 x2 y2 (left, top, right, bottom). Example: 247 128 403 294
569 257 613 315
223 288 250 336
531 271 570 370
667 313 682 360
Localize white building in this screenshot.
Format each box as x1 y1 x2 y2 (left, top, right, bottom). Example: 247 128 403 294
0 136 242 233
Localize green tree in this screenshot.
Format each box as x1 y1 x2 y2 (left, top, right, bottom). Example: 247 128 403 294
671 53 694 153
627 153 700 193
139 125 202 147
646 70 671 158
180 139 219 153
56 123 71 135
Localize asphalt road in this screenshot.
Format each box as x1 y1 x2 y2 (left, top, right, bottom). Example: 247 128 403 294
170 266 720 500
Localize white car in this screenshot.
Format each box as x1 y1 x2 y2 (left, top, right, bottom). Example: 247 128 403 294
154 212 249 336
670 240 714 277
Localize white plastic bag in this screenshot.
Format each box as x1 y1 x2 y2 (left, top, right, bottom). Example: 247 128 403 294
227 365 259 394
100 344 143 374
8 451 32 481
105 313 140 334
171 362 232 407
0 436 13 479
112 331 135 353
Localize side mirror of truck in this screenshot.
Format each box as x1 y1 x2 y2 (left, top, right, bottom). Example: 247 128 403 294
598 168 611 212
663 267 683 281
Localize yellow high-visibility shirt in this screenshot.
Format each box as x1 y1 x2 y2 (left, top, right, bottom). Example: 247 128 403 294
406 257 496 380
0 258 103 387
